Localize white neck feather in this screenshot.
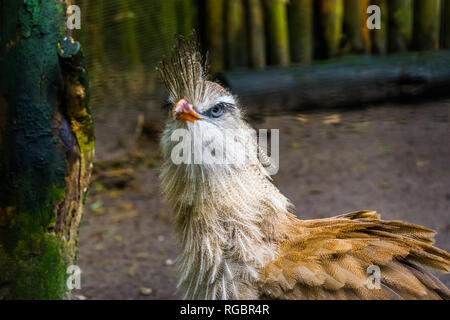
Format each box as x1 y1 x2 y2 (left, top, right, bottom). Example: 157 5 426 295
160 130 293 299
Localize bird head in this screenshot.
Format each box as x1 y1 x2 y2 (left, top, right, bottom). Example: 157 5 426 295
157 37 292 245
158 37 258 173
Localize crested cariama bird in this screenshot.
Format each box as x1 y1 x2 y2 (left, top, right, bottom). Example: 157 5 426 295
158 38 450 300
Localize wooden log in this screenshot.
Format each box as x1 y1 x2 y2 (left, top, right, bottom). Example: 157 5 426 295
388 0 413 52
414 0 441 51
443 0 450 48
343 0 371 54
217 51 450 114
246 0 266 68
370 0 388 54
317 0 344 58
205 0 225 73
264 0 290 65
288 0 313 64
225 0 247 69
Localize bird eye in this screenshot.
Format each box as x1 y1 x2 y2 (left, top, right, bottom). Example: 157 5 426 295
162 101 173 110
209 104 225 118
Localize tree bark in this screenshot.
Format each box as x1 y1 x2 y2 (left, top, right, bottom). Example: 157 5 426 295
413 0 441 51
388 0 413 52
288 0 313 64
0 0 94 299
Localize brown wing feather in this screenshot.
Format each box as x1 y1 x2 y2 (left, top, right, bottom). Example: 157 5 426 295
258 211 450 300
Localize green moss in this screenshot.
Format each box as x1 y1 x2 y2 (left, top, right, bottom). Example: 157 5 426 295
0 206 16 228
4 185 71 299
12 232 67 299
50 185 66 203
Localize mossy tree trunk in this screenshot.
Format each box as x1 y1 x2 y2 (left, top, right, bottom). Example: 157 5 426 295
413 0 441 51
288 0 313 64
246 0 266 68
388 0 413 52
225 0 247 69
370 0 388 54
0 0 94 299
264 0 290 65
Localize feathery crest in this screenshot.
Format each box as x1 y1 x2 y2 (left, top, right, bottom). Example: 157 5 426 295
157 35 209 104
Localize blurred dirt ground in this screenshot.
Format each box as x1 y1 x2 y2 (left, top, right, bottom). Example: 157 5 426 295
76 100 450 299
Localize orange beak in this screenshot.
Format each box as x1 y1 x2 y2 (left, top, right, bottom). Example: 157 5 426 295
172 99 202 123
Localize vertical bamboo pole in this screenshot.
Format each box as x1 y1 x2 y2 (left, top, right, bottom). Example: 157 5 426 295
388 0 413 52
288 0 313 64
246 0 266 68
414 0 441 51
343 0 371 53
139 0 178 66
264 0 290 65
226 0 247 69
158 0 179 54
370 0 388 54
119 0 141 67
318 0 344 58
205 0 225 73
89 0 106 63
443 0 450 48
176 0 197 37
